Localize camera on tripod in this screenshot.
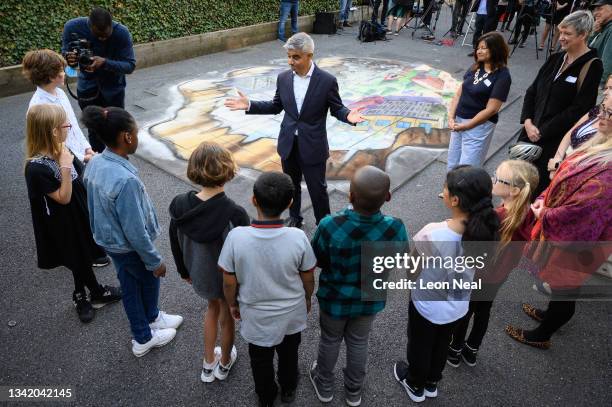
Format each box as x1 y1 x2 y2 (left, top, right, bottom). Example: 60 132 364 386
66 33 94 69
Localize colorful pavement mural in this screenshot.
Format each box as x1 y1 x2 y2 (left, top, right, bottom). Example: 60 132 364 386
149 57 460 180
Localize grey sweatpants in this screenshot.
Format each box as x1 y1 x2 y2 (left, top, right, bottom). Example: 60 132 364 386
315 311 376 392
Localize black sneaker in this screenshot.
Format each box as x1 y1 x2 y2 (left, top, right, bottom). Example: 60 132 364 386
461 343 478 367
281 388 296 403
90 285 122 309
424 381 438 398
258 398 275 407
73 291 94 323
393 361 425 403
446 346 461 368
92 255 110 267
467 51 475 57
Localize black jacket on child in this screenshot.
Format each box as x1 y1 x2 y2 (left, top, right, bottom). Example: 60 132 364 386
519 49 603 195
169 191 250 300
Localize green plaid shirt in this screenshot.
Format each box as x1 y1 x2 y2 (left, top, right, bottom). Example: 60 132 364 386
312 207 408 319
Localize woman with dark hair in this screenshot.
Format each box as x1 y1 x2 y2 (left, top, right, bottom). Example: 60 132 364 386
446 32 512 179
518 10 603 196
394 165 500 402
82 106 183 357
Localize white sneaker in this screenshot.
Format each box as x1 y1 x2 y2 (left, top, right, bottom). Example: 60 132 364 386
131 328 176 357
150 311 183 330
213 345 237 380
200 348 221 383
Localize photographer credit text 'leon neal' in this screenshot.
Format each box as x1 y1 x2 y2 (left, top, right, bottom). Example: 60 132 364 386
61 7 136 152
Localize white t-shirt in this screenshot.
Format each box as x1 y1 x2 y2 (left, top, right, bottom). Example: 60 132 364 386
411 221 474 324
28 87 91 161
218 224 317 347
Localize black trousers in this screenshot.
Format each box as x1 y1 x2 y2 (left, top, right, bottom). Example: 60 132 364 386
372 0 389 24
451 0 470 34
504 0 518 27
472 14 487 48
450 300 493 349
78 88 126 153
511 6 536 44
531 289 578 341
248 332 301 404
68 265 102 296
281 137 331 224
450 283 503 349
406 301 457 387
422 0 435 26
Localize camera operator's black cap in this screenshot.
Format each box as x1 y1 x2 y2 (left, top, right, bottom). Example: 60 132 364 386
590 0 612 9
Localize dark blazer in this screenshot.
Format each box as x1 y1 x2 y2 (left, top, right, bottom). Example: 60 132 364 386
247 65 353 165
519 49 602 151
470 0 498 15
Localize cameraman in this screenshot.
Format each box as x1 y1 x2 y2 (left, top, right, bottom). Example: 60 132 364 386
62 7 135 152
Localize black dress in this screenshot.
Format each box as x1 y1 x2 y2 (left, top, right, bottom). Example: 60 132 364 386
25 155 105 270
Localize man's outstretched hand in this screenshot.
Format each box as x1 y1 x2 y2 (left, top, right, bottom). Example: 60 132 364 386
347 107 366 124
224 90 250 111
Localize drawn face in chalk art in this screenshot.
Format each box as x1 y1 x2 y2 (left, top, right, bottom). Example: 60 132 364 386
150 57 460 180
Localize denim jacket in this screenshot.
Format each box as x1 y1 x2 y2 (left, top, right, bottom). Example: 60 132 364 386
84 150 162 271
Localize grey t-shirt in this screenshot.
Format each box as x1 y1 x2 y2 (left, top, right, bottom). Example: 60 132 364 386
218 224 317 347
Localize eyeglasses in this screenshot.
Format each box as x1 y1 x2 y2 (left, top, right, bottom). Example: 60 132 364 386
60 123 72 130
492 174 512 186
598 103 612 120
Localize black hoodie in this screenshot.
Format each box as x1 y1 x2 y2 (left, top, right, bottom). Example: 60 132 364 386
168 191 250 281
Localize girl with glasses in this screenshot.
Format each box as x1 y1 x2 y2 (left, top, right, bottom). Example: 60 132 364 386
24 104 121 323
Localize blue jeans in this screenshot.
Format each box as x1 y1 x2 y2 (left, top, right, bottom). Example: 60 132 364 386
447 117 496 171
279 1 299 41
109 251 160 344
340 0 353 22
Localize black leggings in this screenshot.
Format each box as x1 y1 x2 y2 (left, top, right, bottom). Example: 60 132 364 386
68 265 102 296
511 6 536 44
450 300 494 350
531 294 577 341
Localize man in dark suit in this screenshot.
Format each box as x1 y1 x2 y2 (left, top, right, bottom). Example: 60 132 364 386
468 0 500 56
225 33 365 228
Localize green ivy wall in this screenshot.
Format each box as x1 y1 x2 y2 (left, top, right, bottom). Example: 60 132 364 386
0 1 340 67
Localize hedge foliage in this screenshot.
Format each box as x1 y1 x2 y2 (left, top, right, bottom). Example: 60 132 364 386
0 0 341 67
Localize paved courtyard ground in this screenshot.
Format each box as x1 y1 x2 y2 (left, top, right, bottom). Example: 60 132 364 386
1 8 611 407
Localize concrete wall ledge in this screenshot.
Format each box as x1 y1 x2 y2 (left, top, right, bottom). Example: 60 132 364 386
0 7 367 98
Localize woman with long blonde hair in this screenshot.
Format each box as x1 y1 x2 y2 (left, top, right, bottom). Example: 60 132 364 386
506 105 612 349
24 104 120 323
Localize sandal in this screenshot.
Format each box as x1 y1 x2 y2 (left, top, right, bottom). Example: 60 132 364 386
522 303 544 322
505 325 551 349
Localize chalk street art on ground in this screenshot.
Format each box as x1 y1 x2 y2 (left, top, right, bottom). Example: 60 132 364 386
149 57 460 180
